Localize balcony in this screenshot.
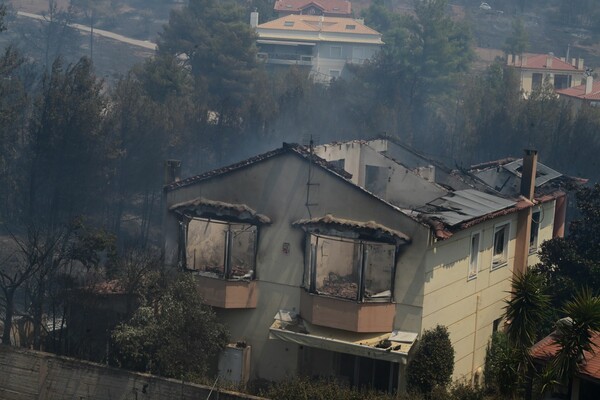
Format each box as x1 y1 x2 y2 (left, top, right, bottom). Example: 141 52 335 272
257 52 313 66
300 290 395 332
195 274 258 309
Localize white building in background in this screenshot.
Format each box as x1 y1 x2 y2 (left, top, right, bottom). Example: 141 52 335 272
252 13 383 82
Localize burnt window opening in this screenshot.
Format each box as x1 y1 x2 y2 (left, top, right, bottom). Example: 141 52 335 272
469 232 481 280
532 73 543 90
530 211 541 253
184 218 257 280
305 233 395 302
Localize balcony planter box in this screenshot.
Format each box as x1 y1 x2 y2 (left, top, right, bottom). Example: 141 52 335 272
194 274 258 309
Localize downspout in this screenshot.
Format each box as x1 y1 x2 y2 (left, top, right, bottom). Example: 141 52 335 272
513 150 537 277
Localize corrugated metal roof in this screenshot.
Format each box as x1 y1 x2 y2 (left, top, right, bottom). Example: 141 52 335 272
418 189 516 226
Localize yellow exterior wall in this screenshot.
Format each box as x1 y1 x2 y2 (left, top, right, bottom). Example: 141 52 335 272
421 198 557 381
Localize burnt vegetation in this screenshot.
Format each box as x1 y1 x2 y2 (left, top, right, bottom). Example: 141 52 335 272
1 0 600 394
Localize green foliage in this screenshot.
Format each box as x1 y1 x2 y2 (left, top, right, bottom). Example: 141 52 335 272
484 332 520 397
551 289 600 383
505 269 551 351
111 274 228 381
260 376 401 400
28 57 108 225
447 382 485 400
0 3 6 32
358 0 473 142
537 184 600 309
158 0 258 116
407 325 454 395
503 18 528 55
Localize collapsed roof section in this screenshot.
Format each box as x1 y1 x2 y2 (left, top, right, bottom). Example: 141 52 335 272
166 140 580 241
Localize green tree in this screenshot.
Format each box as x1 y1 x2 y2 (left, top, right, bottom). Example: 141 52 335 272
407 325 454 395
537 184 600 309
503 18 529 55
158 0 258 121
27 57 108 225
358 0 473 143
0 3 7 32
112 274 228 380
484 332 520 397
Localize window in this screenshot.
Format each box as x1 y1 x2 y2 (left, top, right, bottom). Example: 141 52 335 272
468 232 480 280
330 46 342 58
329 69 341 78
307 234 395 302
554 74 571 90
185 218 257 279
284 21 294 27
329 159 345 170
492 223 510 269
532 73 543 90
529 211 541 253
493 318 502 333
345 24 356 30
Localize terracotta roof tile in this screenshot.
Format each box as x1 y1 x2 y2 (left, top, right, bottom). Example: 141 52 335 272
531 331 600 381
508 53 583 72
556 81 600 101
274 0 352 15
257 14 380 35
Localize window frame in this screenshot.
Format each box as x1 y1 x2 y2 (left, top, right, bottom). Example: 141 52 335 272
330 45 342 58
468 231 481 280
491 222 510 270
182 217 258 280
529 210 541 254
306 233 396 303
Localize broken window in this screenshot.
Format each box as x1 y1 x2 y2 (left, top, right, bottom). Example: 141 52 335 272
468 232 480 280
308 234 394 302
185 218 256 279
492 223 510 269
529 211 541 253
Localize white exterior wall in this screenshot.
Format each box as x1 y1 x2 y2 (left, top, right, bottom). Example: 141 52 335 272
313 42 379 81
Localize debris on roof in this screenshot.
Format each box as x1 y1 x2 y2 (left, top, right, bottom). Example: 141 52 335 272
293 214 410 244
170 197 271 224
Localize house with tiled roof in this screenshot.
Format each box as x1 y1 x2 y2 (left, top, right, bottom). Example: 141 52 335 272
162 139 579 392
531 329 600 399
251 12 383 82
274 0 352 18
506 52 586 97
556 75 600 110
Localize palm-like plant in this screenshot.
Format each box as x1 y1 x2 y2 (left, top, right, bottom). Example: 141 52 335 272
505 270 551 353
551 288 600 384
504 269 551 399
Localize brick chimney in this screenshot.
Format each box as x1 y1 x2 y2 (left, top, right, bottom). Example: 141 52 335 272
514 149 538 278
520 149 538 200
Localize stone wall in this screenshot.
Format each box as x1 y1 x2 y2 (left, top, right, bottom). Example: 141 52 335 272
0 346 266 400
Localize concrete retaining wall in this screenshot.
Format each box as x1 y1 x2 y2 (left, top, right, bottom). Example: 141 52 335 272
0 346 265 400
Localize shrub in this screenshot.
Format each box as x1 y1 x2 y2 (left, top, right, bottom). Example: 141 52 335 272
407 325 455 395
483 331 520 397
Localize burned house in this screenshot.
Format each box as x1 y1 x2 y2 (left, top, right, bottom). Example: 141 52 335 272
162 140 577 391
